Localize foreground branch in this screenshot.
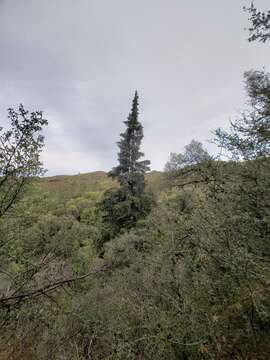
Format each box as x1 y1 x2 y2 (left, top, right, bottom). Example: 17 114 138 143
0 264 109 308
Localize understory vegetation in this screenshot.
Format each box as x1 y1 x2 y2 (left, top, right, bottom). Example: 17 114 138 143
0 3 270 359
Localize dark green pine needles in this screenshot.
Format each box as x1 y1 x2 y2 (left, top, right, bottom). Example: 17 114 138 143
109 91 150 194
98 91 153 246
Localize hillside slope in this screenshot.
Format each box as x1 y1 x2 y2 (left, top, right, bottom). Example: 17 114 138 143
39 170 164 196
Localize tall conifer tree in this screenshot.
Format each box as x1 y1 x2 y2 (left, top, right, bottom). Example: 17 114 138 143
97 92 153 248
109 91 150 194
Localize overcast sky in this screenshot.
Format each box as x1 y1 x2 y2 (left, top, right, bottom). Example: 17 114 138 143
0 0 269 175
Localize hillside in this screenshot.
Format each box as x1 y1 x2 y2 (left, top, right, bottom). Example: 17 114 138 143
39 170 164 196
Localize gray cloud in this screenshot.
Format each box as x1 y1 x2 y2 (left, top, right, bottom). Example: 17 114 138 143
0 0 269 175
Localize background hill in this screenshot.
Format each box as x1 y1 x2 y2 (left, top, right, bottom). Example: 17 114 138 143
39 170 164 197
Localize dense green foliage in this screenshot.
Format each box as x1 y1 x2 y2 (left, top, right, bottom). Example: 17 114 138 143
1 156 269 359
98 92 153 248
1 97 269 360
0 4 270 359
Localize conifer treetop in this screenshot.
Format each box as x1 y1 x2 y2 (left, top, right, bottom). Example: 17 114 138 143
109 91 150 186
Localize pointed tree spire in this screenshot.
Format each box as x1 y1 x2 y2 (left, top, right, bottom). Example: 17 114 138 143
109 91 150 193
97 92 153 248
